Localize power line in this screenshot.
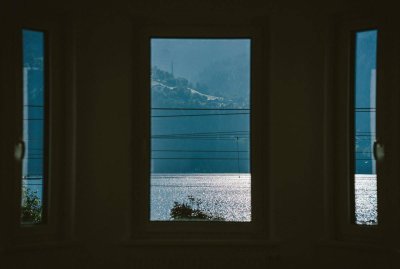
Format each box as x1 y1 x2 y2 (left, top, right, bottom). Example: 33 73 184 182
152 134 249 138
153 131 248 136
152 107 250 111
152 112 249 118
152 137 248 140
152 150 249 152
152 131 250 140
151 184 250 188
152 157 249 160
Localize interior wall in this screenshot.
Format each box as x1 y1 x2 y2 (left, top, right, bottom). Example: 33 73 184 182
269 11 327 267
2 0 399 268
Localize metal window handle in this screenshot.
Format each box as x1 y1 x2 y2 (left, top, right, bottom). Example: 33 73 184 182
373 140 384 161
14 140 25 161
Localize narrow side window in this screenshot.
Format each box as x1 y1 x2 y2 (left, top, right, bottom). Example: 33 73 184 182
21 29 47 225
353 30 378 225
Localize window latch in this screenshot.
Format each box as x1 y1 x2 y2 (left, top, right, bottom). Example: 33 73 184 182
14 140 26 161
373 140 384 162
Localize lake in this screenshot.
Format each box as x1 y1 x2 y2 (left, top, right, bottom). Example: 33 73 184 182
355 174 378 225
151 173 377 224
151 173 251 221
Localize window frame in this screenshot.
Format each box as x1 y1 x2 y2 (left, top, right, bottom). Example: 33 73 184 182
20 27 50 226
130 20 271 243
4 16 76 245
349 28 379 226
330 16 392 242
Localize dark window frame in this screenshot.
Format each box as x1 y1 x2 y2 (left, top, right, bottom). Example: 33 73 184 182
329 16 393 243
20 27 50 226
129 20 271 244
6 16 76 245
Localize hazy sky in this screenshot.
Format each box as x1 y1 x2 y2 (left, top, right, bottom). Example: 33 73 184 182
151 38 251 83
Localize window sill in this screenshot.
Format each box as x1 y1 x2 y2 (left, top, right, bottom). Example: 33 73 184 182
121 238 278 248
317 239 398 253
4 239 81 252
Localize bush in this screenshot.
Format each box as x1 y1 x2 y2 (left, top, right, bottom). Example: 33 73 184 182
170 195 224 221
21 187 42 224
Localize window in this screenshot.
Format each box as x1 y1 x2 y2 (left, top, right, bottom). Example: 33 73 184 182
130 23 269 240
150 39 251 222
332 20 390 240
20 29 47 225
352 30 378 225
7 20 74 244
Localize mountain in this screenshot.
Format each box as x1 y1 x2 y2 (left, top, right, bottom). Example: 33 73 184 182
196 53 250 100
151 39 250 86
151 67 250 173
151 67 249 109
152 80 225 109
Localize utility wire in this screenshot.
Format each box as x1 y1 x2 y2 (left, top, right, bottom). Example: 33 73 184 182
152 112 249 118
152 157 249 160
152 150 249 152
152 107 250 110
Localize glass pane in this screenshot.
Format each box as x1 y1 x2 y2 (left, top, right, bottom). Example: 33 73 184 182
354 30 378 225
150 39 251 222
21 30 45 224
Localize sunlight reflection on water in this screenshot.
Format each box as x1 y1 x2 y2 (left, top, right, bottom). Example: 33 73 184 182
151 173 251 222
150 174 377 224
355 174 377 225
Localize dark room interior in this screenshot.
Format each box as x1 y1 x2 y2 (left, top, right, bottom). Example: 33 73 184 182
1 0 400 268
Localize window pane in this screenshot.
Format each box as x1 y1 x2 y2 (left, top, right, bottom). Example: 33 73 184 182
354 30 378 225
150 39 251 222
21 30 45 224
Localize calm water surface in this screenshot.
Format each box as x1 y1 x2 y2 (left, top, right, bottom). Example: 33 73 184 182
150 173 377 224
151 173 251 222
355 174 377 225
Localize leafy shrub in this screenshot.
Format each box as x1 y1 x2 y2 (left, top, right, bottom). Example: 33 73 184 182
170 195 224 221
21 187 42 224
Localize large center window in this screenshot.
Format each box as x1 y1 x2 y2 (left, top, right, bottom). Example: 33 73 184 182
150 38 251 222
